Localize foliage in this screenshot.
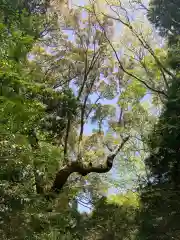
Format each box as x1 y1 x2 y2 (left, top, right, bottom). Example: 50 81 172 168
80 194 139 240
148 0 180 37
136 0 180 239
1 0 179 239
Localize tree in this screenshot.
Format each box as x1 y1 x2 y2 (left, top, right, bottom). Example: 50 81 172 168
72 193 139 240
1 0 177 239
148 0 180 37
144 0 180 188
136 0 180 239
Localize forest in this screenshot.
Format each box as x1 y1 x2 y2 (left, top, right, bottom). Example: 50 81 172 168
0 0 180 239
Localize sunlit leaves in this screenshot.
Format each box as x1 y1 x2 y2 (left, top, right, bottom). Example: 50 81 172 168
108 191 140 208
118 80 147 109
91 104 116 125
0 0 176 238
99 80 118 100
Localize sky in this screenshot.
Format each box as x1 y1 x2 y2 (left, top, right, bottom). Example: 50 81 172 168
63 0 158 213
65 0 154 136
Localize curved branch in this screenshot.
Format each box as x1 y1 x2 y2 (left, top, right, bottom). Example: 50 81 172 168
51 136 129 194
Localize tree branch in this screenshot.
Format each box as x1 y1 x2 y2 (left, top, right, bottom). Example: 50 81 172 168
50 136 129 194
77 40 100 101
63 116 71 162
90 13 168 97
86 94 102 119
79 76 97 144
102 6 174 80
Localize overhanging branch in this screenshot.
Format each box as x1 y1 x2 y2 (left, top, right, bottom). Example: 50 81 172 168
28 126 129 198
51 136 129 194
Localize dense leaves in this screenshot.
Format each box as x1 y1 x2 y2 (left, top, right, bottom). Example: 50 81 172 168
0 0 180 239
137 0 180 239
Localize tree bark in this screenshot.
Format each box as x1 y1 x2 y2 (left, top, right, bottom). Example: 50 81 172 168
28 129 129 197
51 136 129 194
